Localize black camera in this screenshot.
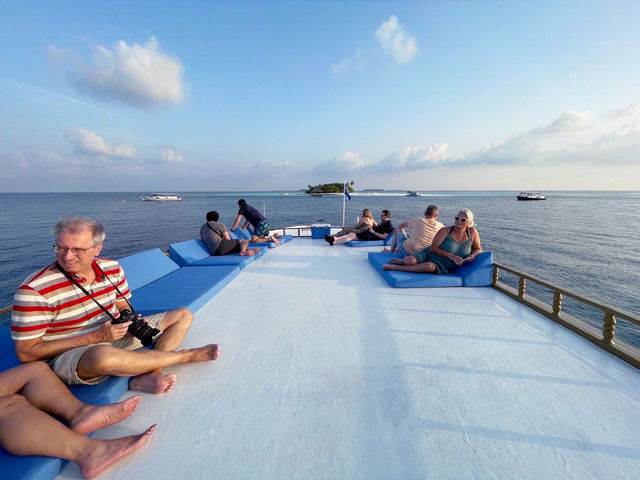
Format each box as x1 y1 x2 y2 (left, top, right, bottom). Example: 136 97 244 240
113 309 160 347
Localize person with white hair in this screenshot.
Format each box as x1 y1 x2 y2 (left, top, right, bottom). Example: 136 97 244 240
382 208 482 274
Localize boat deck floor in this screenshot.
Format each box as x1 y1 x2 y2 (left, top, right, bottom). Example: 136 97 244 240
59 239 640 479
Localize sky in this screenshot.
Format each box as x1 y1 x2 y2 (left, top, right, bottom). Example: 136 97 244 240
0 0 639 192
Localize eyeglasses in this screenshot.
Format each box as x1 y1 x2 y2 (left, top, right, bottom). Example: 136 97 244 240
53 244 96 256
454 216 468 222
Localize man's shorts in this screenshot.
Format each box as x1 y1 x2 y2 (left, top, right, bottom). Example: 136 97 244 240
254 219 271 238
48 312 166 386
396 231 410 257
215 238 242 256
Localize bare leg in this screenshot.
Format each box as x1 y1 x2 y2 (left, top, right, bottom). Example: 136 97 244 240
0 394 155 479
389 255 417 266
332 233 357 245
250 234 279 245
239 248 261 256
0 362 142 435
77 344 219 394
382 261 438 273
237 239 249 254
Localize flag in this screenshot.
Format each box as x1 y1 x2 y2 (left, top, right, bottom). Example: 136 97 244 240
344 185 351 202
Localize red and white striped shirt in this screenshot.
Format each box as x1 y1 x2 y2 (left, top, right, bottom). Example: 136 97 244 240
11 258 131 341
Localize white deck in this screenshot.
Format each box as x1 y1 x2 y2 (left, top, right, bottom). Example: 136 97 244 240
59 239 640 479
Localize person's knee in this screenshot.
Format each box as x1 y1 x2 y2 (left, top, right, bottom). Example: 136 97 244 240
404 256 418 266
0 393 29 412
79 345 120 374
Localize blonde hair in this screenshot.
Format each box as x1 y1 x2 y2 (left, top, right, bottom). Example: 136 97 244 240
362 209 373 219
458 209 476 228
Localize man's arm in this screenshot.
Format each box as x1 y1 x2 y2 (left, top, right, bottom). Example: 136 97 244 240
230 214 243 230
14 321 131 363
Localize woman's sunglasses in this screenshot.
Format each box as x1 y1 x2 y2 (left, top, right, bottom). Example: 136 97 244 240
454 216 468 222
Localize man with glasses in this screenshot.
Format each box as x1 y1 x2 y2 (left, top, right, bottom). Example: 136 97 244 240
383 205 443 257
11 217 219 394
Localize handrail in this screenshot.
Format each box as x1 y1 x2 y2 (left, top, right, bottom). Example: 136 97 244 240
492 262 640 369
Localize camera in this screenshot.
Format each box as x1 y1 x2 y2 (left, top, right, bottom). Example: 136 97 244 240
113 309 160 347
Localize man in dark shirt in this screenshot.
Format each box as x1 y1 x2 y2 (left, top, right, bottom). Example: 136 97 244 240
230 199 281 245
325 210 393 245
200 211 260 256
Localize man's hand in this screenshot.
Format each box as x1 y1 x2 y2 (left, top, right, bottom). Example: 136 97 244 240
92 320 131 343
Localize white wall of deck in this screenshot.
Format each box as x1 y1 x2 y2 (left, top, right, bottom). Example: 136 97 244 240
59 239 640 479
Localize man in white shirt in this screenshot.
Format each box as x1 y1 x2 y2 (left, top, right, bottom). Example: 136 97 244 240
383 205 443 256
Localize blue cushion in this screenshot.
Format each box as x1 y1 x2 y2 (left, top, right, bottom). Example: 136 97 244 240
0 325 20 371
0 450 62 480
345 230 394 247
170 239 265 269
232 229 251 240
455 251 494 287
118 248 179 292
128 265 240 315
368 252 463 288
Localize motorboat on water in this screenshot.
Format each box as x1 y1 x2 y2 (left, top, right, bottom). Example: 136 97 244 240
517 192 546 201
140 193 183 201
406 190 420 196
1 227 638 480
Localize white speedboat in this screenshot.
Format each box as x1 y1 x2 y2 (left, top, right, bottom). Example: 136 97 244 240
140 193 183 201
406 190 420 196
517 192 546 200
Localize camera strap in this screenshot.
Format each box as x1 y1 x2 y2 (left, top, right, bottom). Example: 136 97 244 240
55 261 133 322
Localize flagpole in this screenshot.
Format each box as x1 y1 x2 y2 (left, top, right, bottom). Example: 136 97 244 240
342 181 346 227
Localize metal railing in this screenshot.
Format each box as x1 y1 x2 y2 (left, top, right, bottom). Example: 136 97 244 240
492 262 640 369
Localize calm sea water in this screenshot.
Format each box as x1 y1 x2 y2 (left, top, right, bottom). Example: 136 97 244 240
1 191 638 346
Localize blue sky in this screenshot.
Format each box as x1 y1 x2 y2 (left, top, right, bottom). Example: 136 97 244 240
1 0 639 192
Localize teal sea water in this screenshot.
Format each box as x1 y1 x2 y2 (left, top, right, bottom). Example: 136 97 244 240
1 191 638 346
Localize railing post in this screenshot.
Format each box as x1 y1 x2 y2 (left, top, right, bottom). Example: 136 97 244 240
518 277 526 298
553 291 562 318
603 312 616 345
492 265 499 286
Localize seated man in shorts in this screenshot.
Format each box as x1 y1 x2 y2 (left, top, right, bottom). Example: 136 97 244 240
200 210 260 256
383 204 443 257
230 199 281 245
12 217 220 395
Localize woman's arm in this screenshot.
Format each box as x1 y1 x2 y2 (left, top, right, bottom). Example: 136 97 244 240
463 228 482 262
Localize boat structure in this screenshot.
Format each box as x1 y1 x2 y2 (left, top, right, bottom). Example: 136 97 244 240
0 227 639 480
406 190 420 196
517 191 546 200
140 193 183 201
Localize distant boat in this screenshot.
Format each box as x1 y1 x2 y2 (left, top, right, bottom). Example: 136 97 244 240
140 193 183 201
517 192 546 201
406 191 420 197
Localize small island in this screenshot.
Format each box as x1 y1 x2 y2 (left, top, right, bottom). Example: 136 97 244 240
305 182 354 196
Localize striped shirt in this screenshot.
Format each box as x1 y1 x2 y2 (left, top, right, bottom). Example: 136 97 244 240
11 258 131 342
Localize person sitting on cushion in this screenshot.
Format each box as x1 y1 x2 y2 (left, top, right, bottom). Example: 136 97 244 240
382 208 482 273
325 210 393 245
200 211 260 256
0 361 155 479
332 208 377 237
231 199 281 245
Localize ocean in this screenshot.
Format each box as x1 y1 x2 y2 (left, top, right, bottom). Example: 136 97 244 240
1 191 638 347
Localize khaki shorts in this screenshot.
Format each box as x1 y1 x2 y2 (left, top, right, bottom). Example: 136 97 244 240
49 312 165 386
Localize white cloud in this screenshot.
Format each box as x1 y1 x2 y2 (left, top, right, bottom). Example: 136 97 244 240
375 15 418 63
159 148 184 163
65 127 135 158
312 152 366 176
331 49 364 76
67 36 186 110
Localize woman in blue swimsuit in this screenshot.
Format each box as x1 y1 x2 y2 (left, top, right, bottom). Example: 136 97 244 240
382 209 482 274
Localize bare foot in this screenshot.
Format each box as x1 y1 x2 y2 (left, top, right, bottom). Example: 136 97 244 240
129 373 177 394
389 258 404 265
249 248 260 255
238 250 254 256
270 236 280 246
71 396 141 435
184 344 220 362
78 425 156 479
382 248 392 253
